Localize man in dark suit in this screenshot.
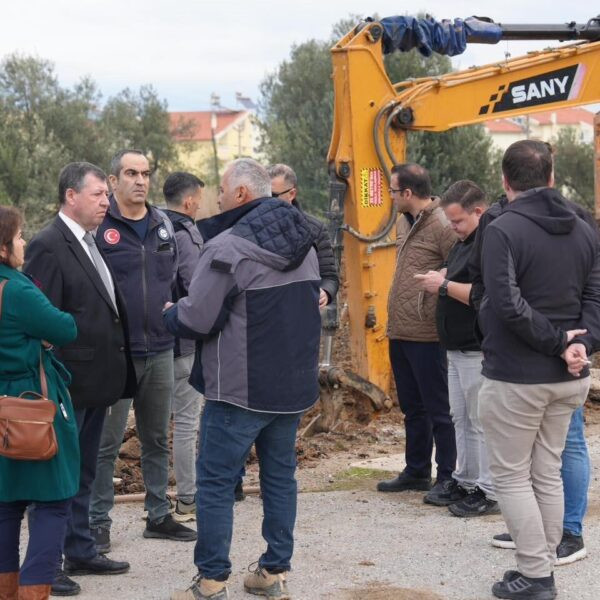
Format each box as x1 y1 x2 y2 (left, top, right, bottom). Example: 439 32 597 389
24 162 134 597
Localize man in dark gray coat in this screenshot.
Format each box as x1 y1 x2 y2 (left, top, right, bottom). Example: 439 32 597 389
163 172 205 523
166 158 320 600
268 163 339 307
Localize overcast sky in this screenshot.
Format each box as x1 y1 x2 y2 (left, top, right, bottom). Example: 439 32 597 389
2 1 597 111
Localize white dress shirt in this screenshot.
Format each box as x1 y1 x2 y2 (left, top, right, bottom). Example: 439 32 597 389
58 211 115 292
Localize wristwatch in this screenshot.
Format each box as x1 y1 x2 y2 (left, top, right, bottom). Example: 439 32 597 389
438 279 449 297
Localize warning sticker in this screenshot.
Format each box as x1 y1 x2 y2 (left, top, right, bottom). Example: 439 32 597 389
360 168 383 208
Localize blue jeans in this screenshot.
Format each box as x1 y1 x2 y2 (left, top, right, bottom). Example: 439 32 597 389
90 350 174 527
0 499 70 584
194 401 302 580
562 406 590 536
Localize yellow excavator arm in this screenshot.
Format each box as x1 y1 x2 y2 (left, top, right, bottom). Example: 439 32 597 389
325 16 600 395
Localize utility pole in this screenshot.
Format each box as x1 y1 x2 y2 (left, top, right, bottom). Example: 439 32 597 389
210 93 220 185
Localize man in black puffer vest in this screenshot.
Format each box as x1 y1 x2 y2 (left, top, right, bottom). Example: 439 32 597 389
267 164 339 307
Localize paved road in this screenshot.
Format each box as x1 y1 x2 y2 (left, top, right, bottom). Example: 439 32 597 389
39 480 599 600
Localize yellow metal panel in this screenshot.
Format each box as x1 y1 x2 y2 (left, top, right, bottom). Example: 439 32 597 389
329 23 600 394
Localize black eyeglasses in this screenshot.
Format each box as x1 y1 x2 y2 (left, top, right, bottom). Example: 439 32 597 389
388 187 405 194
272 187 295 198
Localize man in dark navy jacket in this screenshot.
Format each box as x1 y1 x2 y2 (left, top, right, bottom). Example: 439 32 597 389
89 150 195 550
166 158 320 600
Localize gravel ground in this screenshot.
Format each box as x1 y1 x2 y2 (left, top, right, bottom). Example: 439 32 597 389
39 427 600 600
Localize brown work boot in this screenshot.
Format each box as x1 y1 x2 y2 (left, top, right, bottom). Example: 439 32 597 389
0 571 19 600
17 584 51 600
243 565 290 599
170 574 228 599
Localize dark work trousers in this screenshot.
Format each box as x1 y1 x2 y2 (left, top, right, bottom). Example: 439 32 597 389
389 339 456 481
0 499 70 584
63 407 107 562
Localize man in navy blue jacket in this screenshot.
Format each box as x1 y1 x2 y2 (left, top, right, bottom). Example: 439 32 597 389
89 150 196 550
477 140 600 600
166 158 320 600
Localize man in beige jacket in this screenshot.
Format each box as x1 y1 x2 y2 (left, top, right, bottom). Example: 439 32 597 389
377 163 459 506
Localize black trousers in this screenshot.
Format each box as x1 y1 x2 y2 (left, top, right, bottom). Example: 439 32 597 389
389 339 456 481
0 499 70 584
63 407 107 561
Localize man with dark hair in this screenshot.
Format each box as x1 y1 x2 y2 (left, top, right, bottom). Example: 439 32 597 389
267 163 339 307
377 163 459 507
415 180 498 518
25 162 133 596
89 151 196 549
477 139 600 599
163 172 205 522
469 147 596 566
167 158 320 600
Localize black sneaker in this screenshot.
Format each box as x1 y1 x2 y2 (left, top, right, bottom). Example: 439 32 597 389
492 572 556 599
91 526 110 554
448 487 501 517
64 554 130 576
51 570 81 597
144 513 197 541
423 479 467 506
492 532 516 549
376 470 432 492
555 530 587 566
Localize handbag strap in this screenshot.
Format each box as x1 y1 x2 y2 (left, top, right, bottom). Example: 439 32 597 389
0 278 49 398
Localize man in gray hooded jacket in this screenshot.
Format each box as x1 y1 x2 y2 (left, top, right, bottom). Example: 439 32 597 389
166 158 320 600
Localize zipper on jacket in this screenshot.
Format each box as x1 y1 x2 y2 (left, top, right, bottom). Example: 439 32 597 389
141 244 149 354
397 211 424 257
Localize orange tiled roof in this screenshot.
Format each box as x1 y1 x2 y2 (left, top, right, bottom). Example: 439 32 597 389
170 110 246 141
531 107 595 126
484 119 523 133
485 107 595 134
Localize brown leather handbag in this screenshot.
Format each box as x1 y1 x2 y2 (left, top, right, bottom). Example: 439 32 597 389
0 279 59 461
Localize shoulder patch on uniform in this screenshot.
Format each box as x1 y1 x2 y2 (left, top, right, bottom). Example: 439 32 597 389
210 259 232 273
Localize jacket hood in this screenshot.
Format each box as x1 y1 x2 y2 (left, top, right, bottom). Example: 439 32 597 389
505 187 576 235
198 198 315 272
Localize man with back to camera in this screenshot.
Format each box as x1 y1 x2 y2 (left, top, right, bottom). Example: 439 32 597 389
377 163 460 507
25 162 134 597
469 148 597 567
414 180 498 518
163 171 205 522
166 158 320 600
89 150 196 550
477 139 600 599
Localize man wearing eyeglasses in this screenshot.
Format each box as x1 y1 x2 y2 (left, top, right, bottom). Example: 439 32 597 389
268 164 339 308
377 163 459 507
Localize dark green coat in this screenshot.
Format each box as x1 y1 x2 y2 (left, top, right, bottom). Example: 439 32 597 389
0 263 80 502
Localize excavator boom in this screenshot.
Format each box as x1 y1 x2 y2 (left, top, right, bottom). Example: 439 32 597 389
326 15 600 396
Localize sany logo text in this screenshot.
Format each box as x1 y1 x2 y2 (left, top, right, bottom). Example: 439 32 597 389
511 76 570 104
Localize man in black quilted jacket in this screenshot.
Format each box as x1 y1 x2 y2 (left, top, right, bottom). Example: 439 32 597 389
268 164 339 307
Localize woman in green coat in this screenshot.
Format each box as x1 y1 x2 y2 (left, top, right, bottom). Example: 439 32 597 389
0 206 79 600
